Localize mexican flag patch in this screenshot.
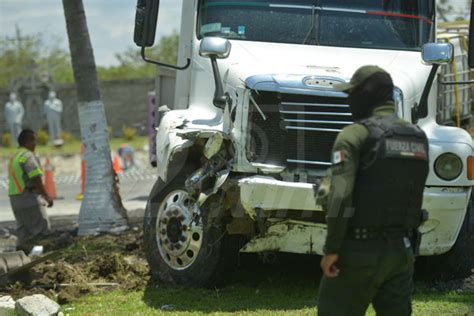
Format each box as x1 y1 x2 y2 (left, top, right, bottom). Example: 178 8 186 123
332 150 346 165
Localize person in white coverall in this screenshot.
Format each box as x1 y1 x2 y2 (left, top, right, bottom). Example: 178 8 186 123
5 92 24 144
43 91 63 142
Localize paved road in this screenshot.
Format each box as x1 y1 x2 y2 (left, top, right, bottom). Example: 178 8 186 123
0 168 157 190
0 168 157 223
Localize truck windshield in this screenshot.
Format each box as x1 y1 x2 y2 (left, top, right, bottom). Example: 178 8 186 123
198 0 434 51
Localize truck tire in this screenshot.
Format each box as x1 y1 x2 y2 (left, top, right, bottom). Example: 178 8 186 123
143 162 239 287
418 194 474 281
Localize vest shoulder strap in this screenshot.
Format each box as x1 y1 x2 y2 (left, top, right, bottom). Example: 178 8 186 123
358 115 397 167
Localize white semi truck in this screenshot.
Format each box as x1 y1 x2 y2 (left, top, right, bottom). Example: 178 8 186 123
134 0 474 286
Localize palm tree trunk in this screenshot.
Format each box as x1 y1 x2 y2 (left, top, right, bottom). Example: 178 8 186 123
62 0 128 235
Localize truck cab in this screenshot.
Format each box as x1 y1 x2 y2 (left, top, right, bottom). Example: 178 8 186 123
136 0 474 286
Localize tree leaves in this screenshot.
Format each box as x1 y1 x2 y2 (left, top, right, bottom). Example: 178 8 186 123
0 27 179 88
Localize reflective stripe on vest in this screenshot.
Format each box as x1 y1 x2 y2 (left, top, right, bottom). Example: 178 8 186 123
8 151 27 196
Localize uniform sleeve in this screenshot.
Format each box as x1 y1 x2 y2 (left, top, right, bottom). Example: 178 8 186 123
323 124 368 254
20 152 43 179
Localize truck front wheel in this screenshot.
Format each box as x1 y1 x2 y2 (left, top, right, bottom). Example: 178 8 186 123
143 165 238 287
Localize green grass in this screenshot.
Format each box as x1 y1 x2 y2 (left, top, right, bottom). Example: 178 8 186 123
63 255 474 316
0 136 148 158
64 284 474 316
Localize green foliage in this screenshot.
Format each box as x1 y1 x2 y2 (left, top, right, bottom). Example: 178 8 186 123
0 26 179 88
2 133 12 147
122 126 137 141
97 30 179 81
0 26 74 88
61 131 74 143
37 129 49 145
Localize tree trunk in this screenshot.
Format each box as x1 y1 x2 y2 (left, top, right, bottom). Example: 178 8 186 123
62 0 128 235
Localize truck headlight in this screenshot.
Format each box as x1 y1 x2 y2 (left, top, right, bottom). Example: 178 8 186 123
393 87 403 116
434 153 463 181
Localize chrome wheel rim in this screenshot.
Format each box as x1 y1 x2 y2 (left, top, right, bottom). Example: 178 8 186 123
156 190 203 270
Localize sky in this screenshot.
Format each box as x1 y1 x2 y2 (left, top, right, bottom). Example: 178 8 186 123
0 0 470 67
0 0 183 66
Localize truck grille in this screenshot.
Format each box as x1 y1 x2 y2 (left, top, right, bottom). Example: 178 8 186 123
248 91 353 170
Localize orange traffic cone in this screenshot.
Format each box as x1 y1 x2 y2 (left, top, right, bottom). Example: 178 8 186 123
44 158 57 200
113 153 122 174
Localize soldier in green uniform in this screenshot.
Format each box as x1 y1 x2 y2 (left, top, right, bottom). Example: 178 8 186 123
317 66 429 316
8 129 53 252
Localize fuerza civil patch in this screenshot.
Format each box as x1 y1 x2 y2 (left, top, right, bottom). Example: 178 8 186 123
385 138 427 159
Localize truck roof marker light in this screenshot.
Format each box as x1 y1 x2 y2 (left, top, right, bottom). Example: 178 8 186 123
468 156 474 180
367 11 433 24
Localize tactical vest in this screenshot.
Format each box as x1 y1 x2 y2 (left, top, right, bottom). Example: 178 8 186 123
349 115 429 230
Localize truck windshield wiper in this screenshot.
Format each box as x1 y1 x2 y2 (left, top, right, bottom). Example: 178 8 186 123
302 1 320 45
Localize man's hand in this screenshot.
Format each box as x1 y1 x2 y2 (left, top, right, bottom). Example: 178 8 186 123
44 195 54 207
32 177 54 207
321 254 340 278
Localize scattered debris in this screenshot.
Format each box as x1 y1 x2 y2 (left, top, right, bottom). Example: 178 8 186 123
1 251 60 287
29 246 44 257
0 251 31 276
0 295 15 313
15 294 61 316
0 229 149 303
160 304 175 311
431 274 474 293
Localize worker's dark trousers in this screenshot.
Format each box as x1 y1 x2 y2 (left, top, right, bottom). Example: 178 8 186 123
318 238 415 316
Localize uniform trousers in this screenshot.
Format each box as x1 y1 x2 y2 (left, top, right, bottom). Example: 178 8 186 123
318 238 415 316
9 192 50 248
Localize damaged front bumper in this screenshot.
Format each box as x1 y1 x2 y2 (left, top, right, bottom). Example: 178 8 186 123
237 176 471 256
238 176 322 218
238 176 327 255
419 186 472 256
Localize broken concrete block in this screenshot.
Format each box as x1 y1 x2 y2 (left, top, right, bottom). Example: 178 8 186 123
0 251 31 273
0 295 15 314
15 294 60 316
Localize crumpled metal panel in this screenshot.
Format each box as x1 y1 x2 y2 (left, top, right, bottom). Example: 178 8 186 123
238 176 322 218
155 109 226 181
240 220 326 255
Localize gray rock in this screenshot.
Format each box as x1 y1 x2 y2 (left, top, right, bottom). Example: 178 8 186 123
15 294 61 316
0 295 16 313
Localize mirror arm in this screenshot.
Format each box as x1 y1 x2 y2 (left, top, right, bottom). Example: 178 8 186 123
210 56 229 109
417 64 440 120
141 47 191 70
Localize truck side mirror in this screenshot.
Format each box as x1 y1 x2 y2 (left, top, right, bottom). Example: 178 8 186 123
133 0 190 70
199 37 232 59
414 43 455 123
133 0 159 47
469 1 474 68
421 43 454 65
199 37 232 109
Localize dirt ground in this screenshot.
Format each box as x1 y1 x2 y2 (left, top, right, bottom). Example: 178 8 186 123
1 226 473 305
0 227 149 304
